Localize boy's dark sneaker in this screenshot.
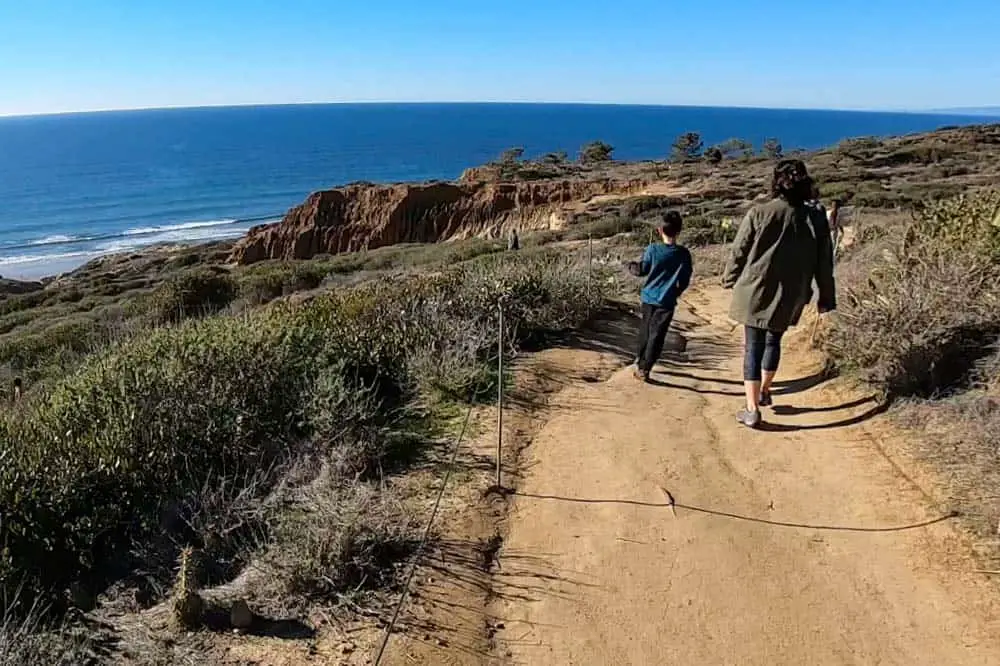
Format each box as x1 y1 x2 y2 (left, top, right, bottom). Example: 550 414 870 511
632 367 649 383
759 390 773 407
737 408 762 428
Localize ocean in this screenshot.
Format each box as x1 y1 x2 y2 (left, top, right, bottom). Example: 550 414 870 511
0 103 991 279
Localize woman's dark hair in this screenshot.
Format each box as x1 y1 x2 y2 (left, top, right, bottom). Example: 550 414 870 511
659 210 683 238
771 159 813 205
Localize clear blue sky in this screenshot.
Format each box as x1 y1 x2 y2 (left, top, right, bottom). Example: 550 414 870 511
1 0 998 116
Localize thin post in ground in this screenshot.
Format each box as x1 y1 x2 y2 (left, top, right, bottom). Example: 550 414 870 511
587 233 593 317
496 302 504 489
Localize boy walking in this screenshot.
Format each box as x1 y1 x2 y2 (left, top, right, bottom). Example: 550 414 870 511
629 211 693 382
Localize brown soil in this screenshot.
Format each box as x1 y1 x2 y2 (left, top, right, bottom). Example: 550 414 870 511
408 284 1000 665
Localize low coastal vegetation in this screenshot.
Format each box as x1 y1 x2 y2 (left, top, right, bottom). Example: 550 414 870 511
822 189 1000 563
0 248 601 662
2 122 1000 661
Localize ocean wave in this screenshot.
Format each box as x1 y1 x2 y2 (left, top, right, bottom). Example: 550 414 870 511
0 219 275 271
29 234 78 246
0 214 281 255
123 218 240 237
97 224 256 254
0 250 94 267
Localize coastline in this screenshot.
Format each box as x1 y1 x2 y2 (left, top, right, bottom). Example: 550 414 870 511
2 104 995 282
3 120 999 285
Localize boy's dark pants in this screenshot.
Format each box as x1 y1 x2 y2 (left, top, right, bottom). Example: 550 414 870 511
635 303 675 376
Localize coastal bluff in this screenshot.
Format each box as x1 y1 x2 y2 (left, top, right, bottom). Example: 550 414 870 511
229 171 648 264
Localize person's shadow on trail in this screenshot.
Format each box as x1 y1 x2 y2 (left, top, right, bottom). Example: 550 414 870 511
757 398 888 432
770 395 874 416
659 368 834 396
647 367 835 400
646 377 743 397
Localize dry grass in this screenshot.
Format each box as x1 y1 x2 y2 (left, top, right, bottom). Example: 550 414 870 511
824 191 1000 398
0 592 99 665
826 190 1000 566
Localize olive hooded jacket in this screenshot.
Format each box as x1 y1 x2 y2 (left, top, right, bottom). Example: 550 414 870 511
722 197 836 332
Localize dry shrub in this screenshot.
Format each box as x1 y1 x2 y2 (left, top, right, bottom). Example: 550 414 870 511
0 592 97 665
265 477 417 603
892 352 1000 568
826 190 1000 398
827 190 1000 565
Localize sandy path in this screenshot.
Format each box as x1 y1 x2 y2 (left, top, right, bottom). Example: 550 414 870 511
492 284 1000 665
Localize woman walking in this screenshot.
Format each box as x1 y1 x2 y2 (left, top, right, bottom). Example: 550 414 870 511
722 159 836 428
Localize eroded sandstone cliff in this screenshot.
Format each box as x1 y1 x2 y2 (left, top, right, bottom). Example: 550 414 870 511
230 176 646 264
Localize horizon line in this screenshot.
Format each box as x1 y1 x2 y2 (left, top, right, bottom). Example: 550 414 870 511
3 100 998 121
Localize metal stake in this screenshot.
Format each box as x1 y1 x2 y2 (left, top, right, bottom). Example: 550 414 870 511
496 303 504 488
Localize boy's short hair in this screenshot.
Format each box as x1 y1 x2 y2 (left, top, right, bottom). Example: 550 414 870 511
659 210 683 238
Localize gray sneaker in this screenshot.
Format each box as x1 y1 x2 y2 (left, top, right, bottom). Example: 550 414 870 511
737 408 762 428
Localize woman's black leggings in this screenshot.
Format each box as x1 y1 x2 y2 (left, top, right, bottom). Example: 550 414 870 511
744 326 784 381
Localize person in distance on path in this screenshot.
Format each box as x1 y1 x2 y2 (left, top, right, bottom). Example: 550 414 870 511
829 198 844 259
723 159 836 428
627 211 693 382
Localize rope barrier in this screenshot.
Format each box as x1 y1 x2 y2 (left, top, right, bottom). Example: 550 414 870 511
373 390 477 665
513 490 958 534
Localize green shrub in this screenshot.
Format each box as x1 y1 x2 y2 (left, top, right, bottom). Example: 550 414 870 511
880 143 956 166
146 268 236 322
565 215 647 241
0 251 602 608
0 319 103 384
621 195 683 219
0 291 48 317
671 132 703 162
579 141 614 163
911 190 1000 262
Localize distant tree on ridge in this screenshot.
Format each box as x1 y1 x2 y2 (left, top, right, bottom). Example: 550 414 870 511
499 146 525 164
579 141 614 163
671 132 704 162
716 137 754 160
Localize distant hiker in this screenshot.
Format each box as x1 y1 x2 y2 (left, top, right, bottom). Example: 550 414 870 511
627 211 693 382
829 199 844 258
722 159 836 428
12 377 22 403
507 229 520 251
808 185 845 260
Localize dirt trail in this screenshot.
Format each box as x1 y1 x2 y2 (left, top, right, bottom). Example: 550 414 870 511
489 284 1000 665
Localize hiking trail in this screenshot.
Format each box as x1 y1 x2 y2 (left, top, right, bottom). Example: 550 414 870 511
474 283 1000 665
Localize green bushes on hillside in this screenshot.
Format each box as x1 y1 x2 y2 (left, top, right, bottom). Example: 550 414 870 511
0 250 602 611
146 268 237 322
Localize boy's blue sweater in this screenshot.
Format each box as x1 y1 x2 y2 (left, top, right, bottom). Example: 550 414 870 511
639 243 693 309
